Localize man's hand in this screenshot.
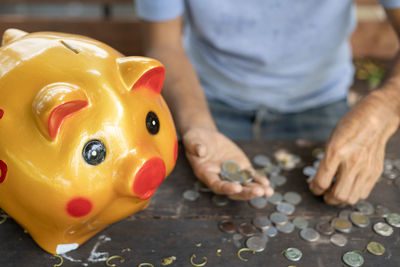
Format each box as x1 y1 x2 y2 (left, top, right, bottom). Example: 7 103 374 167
182 127 274 200
309 90 400 205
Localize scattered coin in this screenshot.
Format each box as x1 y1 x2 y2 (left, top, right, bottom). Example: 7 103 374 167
267 192 283 205
252 216 271 231
386 213 400 228
366 241 385 256
276 202 295 215
270 212 288 226
284 248 302 262
293 217 309 229
303 166 316 177
253 154 271 167
300 228 320 242
338 209 353 220
264 226 278 238
249 197 268 210
195 180 212 193
183 190 200 201
277 222 295 234
265 164 281 176
350 212 370 228
218 220 238 234
375 205 390 218
238 222 259 237
246 235 266 252
212 194 230 207
313 160 320 168
373 222 393 237
315 151 325 160
232 233 243 248
270 175 287 186
221 160 240 173
316 221 335 235
355 200 374 215
330 233 348 247
342 251 364 267
283 192 302 205
331 218 352 233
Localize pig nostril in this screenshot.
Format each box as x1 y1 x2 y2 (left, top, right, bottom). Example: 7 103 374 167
0 160 7 183
66 197 93 218
133 157 166 200
0 109 3 119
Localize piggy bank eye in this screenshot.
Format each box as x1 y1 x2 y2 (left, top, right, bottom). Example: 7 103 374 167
82 140 106 165
146 111 160 135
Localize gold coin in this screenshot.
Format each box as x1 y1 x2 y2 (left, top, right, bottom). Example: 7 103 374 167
366 241 385 256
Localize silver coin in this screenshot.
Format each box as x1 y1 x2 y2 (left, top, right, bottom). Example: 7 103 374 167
386 213 400 228
303 166 317 177
276 202 295 215
355 200 374 215
194 180 212 193
315 151 325 160
293 217 309 229
253 154 271 167
384 158 394 171
270 212 288 226
239 169 254 183
249 197 268 209
384 169 399 180
267 192 283 205
300 228 320 242
350 212 370 228
183 190 200 201
264 226 278 238
220 170 231 181
277 222 295 234
252 216 271 231
313 160 320 168
342 251 364 267
375 205 390 218
338 209 353 220
316 221 335 235
218 220 238 234
232 233 243 248
265 164 281 176
270 175 287 186
330 233 348 247
284 247 302 262
246 235 266 252
212 194 230 207
373 222 394 237
331 218 352 233
221 160 240 173
238 222 259 237
283 192 302 205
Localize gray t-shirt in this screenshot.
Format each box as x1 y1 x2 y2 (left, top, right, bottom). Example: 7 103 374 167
136 0 400 113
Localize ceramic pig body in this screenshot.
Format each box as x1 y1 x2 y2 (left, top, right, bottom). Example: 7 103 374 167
0 29 177 254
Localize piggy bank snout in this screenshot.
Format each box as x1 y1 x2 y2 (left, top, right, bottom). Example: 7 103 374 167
132 157 166 200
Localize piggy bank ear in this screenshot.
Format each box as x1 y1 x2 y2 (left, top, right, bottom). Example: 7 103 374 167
32 83 89 140
117 57 165 94
2 29 28 46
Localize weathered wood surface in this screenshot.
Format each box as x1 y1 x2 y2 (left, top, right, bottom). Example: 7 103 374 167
0 138 399 267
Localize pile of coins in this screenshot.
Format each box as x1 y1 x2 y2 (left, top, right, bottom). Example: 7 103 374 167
220 160 254 184
181 149 400 266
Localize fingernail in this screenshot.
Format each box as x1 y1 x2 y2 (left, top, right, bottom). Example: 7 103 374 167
266 187 274 197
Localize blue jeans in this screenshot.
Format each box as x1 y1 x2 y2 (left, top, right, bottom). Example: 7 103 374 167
208 99 350 141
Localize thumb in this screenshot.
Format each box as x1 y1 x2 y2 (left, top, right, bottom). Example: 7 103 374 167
183 136 207 158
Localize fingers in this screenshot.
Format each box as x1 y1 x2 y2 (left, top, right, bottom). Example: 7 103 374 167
253 172 274 197
309 147 341 196
202 172 242 195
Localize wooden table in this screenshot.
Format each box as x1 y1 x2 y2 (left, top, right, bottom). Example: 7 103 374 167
1 139 399 267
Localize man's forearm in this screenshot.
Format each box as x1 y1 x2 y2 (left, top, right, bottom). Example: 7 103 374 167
145 45 217 135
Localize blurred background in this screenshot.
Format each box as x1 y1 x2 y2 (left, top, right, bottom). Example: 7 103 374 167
0 0 397 106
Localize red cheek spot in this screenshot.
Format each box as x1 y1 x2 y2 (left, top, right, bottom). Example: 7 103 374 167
133 157 166 200
174 140 178 163
66 197 93 218
0 109 3 119
0 160 7 183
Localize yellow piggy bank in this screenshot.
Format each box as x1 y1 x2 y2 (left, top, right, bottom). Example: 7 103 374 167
0 29 177 254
